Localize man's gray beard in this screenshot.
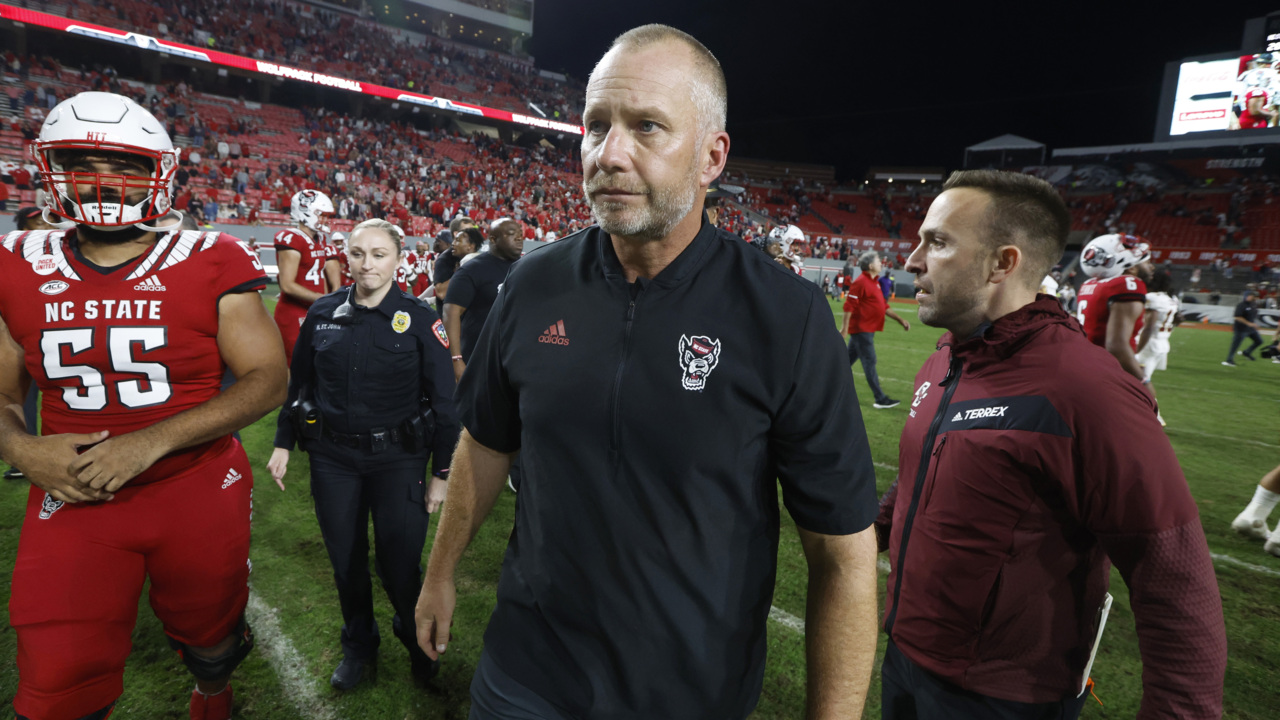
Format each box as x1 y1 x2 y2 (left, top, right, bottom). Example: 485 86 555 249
586 178 700 242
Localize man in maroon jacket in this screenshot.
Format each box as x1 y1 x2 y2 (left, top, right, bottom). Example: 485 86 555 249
876 170 1226 719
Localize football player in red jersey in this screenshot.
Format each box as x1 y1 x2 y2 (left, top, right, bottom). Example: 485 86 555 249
387 222 420 292
0 92 288 720
273 189 335 364
328 231 351 288
1237 87 1277 129
323 231 345 291
412 240 434 298
1076 233 1154 382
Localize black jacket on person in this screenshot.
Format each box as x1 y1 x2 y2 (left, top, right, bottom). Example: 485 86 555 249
275 287 458 468
1233 297 1259 332
458 219 877 719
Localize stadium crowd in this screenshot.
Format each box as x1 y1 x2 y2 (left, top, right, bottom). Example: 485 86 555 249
59 0 584 123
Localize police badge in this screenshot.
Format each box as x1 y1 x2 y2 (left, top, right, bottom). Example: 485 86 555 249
392 310 411 334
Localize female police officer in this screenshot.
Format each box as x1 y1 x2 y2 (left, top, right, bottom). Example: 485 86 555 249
267 218 458 690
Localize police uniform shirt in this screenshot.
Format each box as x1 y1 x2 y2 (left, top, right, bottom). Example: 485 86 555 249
458 219 877 719
274 288 458 465
443 251 515 362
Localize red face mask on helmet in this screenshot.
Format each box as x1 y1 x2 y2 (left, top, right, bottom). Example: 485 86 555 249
33 91 180 231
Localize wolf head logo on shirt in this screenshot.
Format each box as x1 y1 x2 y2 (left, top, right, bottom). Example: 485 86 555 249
678 335 721 391
39 493 64 520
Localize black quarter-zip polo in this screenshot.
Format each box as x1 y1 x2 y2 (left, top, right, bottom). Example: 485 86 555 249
458 219 878 720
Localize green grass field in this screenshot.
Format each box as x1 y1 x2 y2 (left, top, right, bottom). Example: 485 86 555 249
1 291 1278 719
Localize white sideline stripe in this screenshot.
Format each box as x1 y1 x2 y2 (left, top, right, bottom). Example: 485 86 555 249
1170 428 1280 449
875 461 898 473
768 606 806 633
1157 383 1249 398
769 559 892 635
1212 552 1280 578
245 592 342 720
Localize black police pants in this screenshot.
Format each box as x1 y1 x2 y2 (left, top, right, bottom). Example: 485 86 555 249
881 642 1088 720
309 443 433 664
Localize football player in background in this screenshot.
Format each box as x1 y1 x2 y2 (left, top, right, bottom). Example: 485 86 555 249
0 92 287 720
1038 269 1059 297
389 222 419 292
324 230 346 290
273 189 335 365
766 224 806 275
1135 268 1180 427
412 239 435 299
1230 54 1279 129
1077 233 1154 382
1233 460 1280 557
1236 87 1277 130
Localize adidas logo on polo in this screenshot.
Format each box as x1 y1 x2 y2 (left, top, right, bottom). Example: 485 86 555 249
539 319 569 346
134 276 166 292
222 468 243 489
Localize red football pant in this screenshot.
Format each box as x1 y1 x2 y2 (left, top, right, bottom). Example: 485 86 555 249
9 440 253 720
274 310 305 367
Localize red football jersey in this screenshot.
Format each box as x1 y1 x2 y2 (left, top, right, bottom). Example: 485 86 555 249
0 228 267 486
395 251 419 292
273 227 328 321
321 240 348 289
1240 110 1271 129
1078 274 1146 350
412 251 435 296
326 242 351 287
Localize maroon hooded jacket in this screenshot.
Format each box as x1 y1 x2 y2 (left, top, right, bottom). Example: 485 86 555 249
875 296 1226 717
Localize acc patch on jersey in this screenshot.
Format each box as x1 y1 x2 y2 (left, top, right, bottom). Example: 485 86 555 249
431 319 449 348
392 311 411 334
39 280 69 295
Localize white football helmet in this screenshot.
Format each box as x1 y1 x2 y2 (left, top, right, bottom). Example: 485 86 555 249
767 224 805 259
291 189 334 235
33 91 180 231
1080 233 1151 279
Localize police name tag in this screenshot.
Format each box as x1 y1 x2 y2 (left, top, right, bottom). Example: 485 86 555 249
392 311 411 334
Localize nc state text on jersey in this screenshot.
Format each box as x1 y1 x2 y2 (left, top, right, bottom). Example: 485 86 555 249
45 299 164 322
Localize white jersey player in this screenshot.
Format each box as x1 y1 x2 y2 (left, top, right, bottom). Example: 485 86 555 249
1135 269 1179 427
1234 54 1279 115
766 224 806 275
1039 272 1059 297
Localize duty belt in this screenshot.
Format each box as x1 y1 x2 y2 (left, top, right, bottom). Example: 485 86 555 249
323 426 406 453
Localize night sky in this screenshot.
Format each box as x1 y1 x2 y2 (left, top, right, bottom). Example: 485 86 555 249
530 1 1280 182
